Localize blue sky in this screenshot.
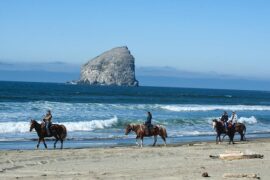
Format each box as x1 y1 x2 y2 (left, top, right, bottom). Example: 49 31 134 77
0 0 270 83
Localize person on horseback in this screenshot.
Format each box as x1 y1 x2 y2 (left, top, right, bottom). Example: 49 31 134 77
43 110 52 136
144 111 152 135
220 111 229 130
229 111 238 128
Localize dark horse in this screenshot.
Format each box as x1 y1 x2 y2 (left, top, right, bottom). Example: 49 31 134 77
30 119 67 149
212 119 246 144
125 124 167 147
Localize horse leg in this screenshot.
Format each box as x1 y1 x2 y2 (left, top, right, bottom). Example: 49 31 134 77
228 134 235 144
43 138 47 149
222 134 226 141
54 138 59 149
36 138 41 149
216 134 221 144
153 136 157 146
140 137 144 148
60 139 64 149
240 132 244 141
135 136 139 146
161 136 166 146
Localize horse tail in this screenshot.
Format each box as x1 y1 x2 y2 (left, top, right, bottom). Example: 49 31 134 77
60 125 67 140
164 128 168 138
159 126 167 138
243 124 246 135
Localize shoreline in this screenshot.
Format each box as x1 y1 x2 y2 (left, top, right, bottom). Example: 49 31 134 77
1 134 270 151
1 138 269 179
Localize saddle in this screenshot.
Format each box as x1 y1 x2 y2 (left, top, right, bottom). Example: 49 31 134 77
143 124 157 136
41 122 56 136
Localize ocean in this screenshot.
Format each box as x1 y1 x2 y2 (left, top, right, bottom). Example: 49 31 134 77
1 81 270 149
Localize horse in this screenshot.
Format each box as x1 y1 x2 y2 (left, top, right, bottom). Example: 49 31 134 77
125 124 167 147
30 119 67 149
222 122 246 141
212 119 246 144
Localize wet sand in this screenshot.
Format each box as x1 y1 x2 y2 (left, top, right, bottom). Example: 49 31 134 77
0 139 269 179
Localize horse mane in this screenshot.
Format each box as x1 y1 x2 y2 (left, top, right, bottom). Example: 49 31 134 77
128 123 142 131
31 119 41 125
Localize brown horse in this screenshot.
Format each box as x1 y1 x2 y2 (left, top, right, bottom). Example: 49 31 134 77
125 124 167 147
212 119 246 144
30 119 67 149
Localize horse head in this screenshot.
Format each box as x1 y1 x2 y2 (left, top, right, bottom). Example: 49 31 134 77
30 119 37 132
212 119 218 129
125 124 134 135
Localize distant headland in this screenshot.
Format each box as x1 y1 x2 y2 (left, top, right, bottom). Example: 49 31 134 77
69 46 139 87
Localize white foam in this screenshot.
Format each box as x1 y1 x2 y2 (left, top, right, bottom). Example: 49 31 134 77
0 122 30 133
169 130 215 137
0 116 118 134
238 116 257 124
206 116 258 125
64 116 118 131
161 105 270 112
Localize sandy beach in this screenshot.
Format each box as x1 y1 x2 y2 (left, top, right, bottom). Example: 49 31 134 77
0 139 269 180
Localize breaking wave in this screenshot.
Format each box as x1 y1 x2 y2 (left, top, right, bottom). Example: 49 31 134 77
0 116 118 134
161 105 270 112
238 116 257 124
64 116 118 131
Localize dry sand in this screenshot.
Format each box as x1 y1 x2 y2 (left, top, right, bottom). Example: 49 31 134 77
0 139 269 180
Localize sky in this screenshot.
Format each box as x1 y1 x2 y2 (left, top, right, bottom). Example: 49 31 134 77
0 0 270 87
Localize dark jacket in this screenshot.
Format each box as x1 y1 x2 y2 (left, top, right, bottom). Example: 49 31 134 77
221 114 228 122
145 113 152 126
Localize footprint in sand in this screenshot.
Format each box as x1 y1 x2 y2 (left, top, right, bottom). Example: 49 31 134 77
39 160 48 165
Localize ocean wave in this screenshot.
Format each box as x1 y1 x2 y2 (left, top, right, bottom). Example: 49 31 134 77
161 105 270 112
0 116 118 134
238 116 257 124
64 116 118 131
206 116 258 125
169 130 215 137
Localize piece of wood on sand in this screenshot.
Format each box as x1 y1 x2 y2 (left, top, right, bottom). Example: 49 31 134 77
210 150 263 160
223 173 260 179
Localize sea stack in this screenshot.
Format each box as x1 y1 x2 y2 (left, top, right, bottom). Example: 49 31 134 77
78 46 139 86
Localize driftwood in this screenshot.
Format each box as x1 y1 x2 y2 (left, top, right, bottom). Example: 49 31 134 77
223 173 260 179
210 151 263 160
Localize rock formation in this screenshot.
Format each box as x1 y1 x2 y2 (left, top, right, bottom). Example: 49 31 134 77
78 46 139 86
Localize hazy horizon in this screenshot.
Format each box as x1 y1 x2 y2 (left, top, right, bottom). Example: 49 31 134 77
1 1 270 90
1 60 270 91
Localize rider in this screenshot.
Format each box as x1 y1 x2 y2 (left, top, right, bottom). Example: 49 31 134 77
229 111 238 128
144 111 152 135
220 111 229 129
43 110 52 136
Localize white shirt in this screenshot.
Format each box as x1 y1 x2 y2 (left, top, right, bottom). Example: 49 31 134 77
230 114 238 124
